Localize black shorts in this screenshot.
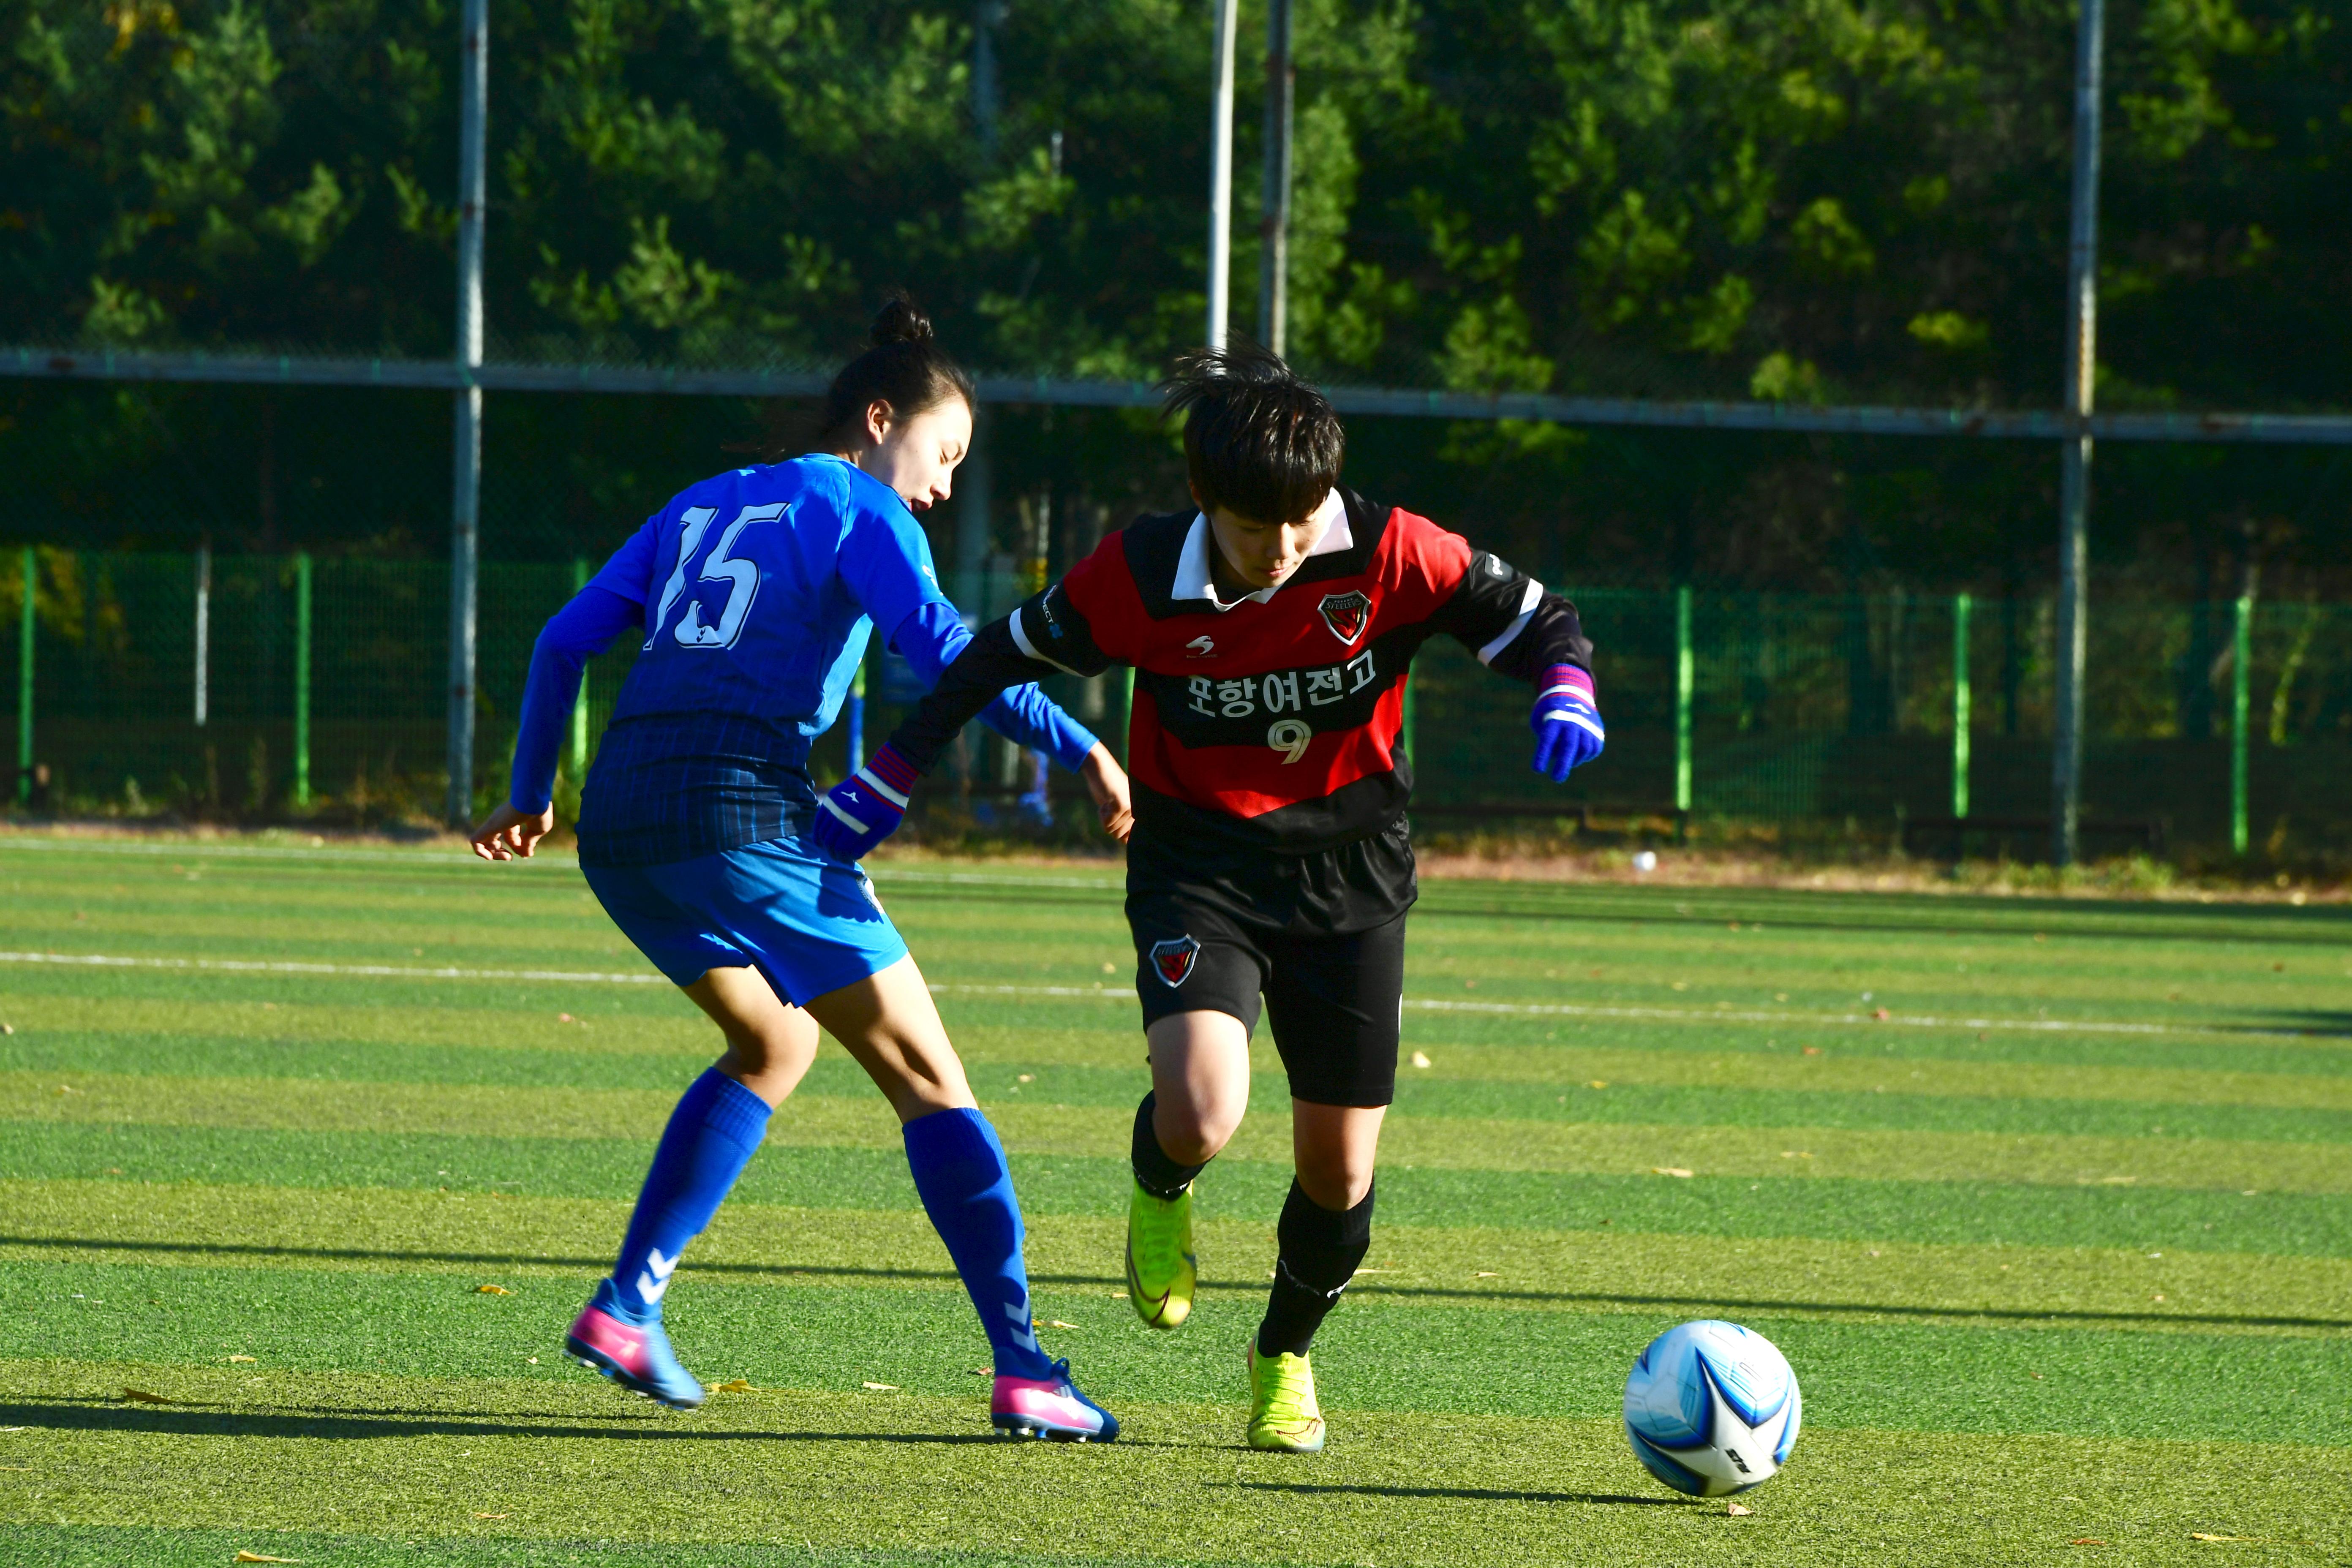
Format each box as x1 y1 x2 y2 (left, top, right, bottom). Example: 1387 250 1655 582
1125 821 1414 1108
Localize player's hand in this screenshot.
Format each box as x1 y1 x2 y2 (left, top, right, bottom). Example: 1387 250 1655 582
1530 665 1605 781
814 744 917 863
1079 743 1134 845
471 801 556 861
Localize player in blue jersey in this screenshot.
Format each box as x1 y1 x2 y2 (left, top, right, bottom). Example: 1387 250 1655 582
468 297 1132 1441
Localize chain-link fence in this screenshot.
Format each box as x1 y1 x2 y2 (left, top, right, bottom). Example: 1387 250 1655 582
5 547 2344 858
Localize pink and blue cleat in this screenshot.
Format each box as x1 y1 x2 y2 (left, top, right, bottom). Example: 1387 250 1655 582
992 1357 1119 1442
564 1277 705 1409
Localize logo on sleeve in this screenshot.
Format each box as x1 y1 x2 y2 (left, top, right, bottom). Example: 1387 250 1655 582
1317 590 1373 647
1148 936 1202 988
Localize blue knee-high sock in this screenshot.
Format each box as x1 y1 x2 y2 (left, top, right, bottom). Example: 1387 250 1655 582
902 1107 1055 1380
608 1068 772 1323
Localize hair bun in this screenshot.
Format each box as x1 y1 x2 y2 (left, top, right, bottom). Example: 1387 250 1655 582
869 293 935 347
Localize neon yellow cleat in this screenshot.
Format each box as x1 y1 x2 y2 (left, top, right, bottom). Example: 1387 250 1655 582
1124 1180 1197 1330
1246 1342 1326 1453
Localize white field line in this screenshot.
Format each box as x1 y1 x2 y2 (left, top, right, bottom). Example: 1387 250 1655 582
0 836 1127 893
0 948 2331 1042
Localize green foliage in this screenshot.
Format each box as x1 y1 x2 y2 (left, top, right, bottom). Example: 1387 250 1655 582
2 0 2342 403
2 0 2349 597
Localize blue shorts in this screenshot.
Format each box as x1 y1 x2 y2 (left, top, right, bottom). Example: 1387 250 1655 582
582 835 909 1005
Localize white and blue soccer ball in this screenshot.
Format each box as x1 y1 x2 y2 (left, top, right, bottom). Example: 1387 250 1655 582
1623 1320 1801 1497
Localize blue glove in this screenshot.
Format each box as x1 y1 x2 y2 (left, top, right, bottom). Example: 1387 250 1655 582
1531 664 1605 781
814 744 918 862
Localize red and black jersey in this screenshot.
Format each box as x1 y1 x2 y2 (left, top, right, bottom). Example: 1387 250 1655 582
885 487 1593 857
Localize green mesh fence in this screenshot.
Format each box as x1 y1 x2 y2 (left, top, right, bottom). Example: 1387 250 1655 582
5 549 2348 857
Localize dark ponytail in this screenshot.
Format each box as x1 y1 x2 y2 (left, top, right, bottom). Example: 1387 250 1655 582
741 294 975 462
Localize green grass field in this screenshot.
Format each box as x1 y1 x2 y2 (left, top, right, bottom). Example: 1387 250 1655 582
2 835 2348 1566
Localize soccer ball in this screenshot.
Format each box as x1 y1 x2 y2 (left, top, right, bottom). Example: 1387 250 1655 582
1622 1320 1801 1497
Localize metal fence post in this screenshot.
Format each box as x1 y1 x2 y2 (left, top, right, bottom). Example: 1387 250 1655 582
2232 591 2253 855
193 545 211 727
2051 0 2106 868
293 552 313 807
1121 665 1135 767
14 547 30 803
847 657 867 776
1952 592 1971 819
1257 0 1294 355
1674 585 1693 814
568 556 590 779
1206 0 1238 347
446 0 489 826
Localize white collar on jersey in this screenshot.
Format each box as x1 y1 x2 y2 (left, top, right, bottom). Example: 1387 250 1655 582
1171 489 1351 610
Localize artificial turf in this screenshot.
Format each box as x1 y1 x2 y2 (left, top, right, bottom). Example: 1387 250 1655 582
2 835 2348 1564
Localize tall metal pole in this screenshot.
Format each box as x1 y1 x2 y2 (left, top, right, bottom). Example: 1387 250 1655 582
14 547 31 804
293 552 313 808
2051 0 2104 867
1206 0 1239 348
446 0 488 827
193 544 210 727
1257 0 1294 356
958 9 999 621
1952 592 1972 820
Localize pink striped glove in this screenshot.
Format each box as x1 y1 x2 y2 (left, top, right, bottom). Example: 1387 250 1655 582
1531 665 1605 781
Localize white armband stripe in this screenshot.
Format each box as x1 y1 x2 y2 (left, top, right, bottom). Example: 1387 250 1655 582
819 796 871 834
1475 580 1544 665
1007 605 1087 676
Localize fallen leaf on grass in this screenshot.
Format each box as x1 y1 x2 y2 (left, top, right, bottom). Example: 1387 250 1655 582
1872 1008 1891 1021
1046 1320 1079 1328
2190 1534 2254 1543
2070 1540 2104 1548
862 1382 899 1391
235 1554 302 1563
1802 1046 1821 1056
1726 1502 1752 1516
1409 1051 1432 1069
473 1512 510 1520
1587 1080 1609 1089
474 1284 511 1295
705 1379 760 1394
1652 1167 1695 1179
0 1465 30 1471
1473 1271 1499 1278
226 1355 256 1363
121 1387 174 1404
0 1024 12 1035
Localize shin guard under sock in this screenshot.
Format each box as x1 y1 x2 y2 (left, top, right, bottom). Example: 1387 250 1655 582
610 1068 773 1322
1256 1177 1375 1359
903 1107 1056 1380
1130 1091 1209 1199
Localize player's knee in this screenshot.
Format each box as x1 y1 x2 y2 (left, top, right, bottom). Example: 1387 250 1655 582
1294 1152 1374 1211
1154 1099 1240 1165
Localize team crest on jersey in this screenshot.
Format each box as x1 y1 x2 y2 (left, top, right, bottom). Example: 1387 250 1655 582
1317 590 1373 647
1148 936 1202 988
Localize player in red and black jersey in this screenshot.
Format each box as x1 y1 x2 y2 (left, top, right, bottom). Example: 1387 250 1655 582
814 344 1605 1451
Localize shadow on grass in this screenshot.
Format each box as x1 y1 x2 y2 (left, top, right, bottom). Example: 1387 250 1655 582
13 1235 2350 1333
0 1398 1175 1448
1220 1479 1685 1507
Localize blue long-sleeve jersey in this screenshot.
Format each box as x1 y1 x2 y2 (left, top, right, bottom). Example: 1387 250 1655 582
508 454 1097 866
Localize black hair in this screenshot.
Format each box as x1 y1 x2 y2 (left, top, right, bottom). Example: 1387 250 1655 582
1160 340 1344 523
750 294 974 460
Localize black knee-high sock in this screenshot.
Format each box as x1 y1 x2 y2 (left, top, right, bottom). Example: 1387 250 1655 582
1130 1092 1209 1199
1257 1177 1375 1358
